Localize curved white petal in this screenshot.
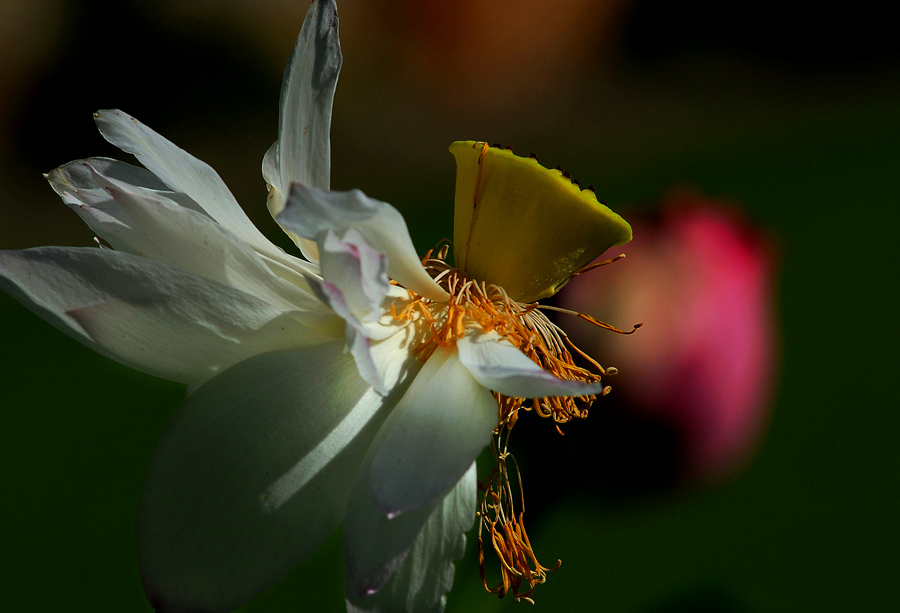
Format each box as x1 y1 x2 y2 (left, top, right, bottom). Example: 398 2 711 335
84 163 324 311
263 143 317 260
296 218 432 396
345 463 476 613
139 342 404 613
47 157 205 254
48 156 203 211
369 346 495 516
304 226 412 394
343 462 443 599
49 155 321 288
277 0 340 192
93 109 291 264
318 228 389 324
0 247 338 384
264 0 341 262
457 328 606 398
279 184 448 301
306 229 409 340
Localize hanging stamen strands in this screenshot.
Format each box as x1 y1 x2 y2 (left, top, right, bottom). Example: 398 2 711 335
477 430 560 604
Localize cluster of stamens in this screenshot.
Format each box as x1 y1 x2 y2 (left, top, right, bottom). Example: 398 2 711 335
393 244 619 428
477 430 559 604
390 243 638 603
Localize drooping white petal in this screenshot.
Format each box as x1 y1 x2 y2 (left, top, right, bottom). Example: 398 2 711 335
47 157 205 254
264 0 342 262
139 341 413 613
48 156 203 212
345 463 477 613
280 183 448 301
53 157 320 286
85 163 324 311
343 461 443 599
0 247 338 384
369 346 495 516
93 109 288 262
457 328 606 398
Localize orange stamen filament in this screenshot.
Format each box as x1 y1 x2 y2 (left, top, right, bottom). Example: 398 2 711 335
537 304 643 335
570 253 627 277
390 244 631 603
477 434 560 604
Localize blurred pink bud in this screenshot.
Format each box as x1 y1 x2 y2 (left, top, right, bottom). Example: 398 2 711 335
559 193 779 480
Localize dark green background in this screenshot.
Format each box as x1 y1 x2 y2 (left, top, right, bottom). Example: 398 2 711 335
1 1 897 610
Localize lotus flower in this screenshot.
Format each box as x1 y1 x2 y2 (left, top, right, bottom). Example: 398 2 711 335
560 196 778 480
0 1 635 611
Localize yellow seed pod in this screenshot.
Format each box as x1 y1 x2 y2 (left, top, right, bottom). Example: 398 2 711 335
450 141 632 303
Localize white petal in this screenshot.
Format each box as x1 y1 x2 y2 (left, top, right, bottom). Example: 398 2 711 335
457 328 606 398
343 463 443 599
264 0 341 262
311 277 418 395
345 463 476 613
262 140 281 195
85 163 324 312
93 109 287 261
306 228 411 340
279 183 448 301
369 346 495 516
139 342 401 613
49 156 321 291
263 142 318 261
277 0 340 192
304 225 417 395
344 325 384 394
48 156 195 207
318 228 390 324
47 157 204 254
0 247 337 384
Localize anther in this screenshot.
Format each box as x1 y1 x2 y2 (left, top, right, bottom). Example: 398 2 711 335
571 253 626 277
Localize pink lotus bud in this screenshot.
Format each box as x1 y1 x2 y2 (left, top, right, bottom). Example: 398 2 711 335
559 193 779 480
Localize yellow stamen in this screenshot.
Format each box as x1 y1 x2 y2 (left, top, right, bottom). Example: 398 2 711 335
390 244 634 603
393 249 609 425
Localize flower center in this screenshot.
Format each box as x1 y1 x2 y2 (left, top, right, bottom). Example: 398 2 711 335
391 243 639 602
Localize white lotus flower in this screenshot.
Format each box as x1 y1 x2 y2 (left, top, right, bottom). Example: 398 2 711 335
0 1 635 612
